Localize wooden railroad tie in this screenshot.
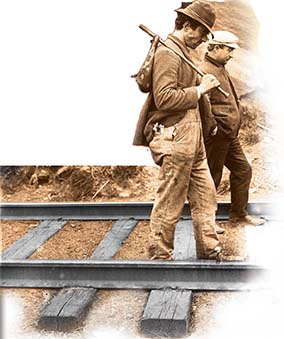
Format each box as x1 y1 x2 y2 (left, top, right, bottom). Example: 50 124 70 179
141 219 195 337
1 202 271 337
38 218 138 331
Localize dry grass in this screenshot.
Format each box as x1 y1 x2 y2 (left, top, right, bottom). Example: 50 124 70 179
239 92 266 146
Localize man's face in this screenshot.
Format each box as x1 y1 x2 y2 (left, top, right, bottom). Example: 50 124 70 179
213 45 235 65
184 25 209 49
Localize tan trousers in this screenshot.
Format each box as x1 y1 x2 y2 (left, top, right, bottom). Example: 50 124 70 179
148 109 221 259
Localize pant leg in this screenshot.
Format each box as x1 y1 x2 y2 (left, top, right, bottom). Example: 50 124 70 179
149 117 220 259
148 118 198 259
205 134 231 189
188 142 221 259
224 137 252 218
149 154 194 258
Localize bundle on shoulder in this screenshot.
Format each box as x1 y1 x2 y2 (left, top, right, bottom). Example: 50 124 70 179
131 35 160 93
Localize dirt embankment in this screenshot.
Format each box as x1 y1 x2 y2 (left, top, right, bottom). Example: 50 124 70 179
0 90 278 204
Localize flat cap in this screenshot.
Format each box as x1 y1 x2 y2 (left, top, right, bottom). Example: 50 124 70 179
208 30 239 48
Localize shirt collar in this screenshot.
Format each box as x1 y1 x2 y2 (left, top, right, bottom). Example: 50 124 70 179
167 34 192 61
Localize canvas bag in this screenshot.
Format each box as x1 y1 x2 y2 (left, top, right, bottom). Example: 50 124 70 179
131 35 160 93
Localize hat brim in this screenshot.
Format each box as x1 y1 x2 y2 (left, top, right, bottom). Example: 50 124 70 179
225 43 239 49
208 41 239 49
175 7 213 33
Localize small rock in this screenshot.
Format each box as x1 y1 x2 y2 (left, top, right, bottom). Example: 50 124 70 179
55 166 74 181
118 192 131 198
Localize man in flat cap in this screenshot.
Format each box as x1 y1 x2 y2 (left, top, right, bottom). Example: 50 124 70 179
134 1 224 260
199 30 265 226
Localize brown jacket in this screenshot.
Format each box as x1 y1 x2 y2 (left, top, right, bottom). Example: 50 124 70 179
199 54 242 139
133 35 216 146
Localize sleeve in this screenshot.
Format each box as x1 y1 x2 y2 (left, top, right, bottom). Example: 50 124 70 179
152 48 199 112
199 94 217 141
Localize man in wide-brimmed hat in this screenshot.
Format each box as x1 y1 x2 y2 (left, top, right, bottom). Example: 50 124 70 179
134 1 224 260
199 30 265 226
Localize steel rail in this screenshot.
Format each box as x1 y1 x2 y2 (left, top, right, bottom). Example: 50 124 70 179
0 259 270 291
0 201 276 220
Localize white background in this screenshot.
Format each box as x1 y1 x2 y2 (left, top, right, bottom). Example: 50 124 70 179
0 0 283 165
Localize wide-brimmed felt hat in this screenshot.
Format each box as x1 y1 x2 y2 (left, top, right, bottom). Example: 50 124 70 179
175 0 216 33
208 30 239 49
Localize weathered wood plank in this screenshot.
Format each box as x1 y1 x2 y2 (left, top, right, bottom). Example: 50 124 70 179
38 288 97 331
173 219 196 260
90 218 138 259
141 289 193 338
38 218 138 331
141 219 195 338
2 219 67 260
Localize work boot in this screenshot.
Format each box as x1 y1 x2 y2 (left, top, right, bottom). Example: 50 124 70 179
148 244 172 260
229 215 266 226
197 246 223 261
215 223 225 234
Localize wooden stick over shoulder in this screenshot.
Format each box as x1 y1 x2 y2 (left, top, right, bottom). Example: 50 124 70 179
139 24 229 98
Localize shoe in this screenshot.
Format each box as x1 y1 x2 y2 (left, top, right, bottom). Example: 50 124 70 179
197 246 223 262
149 253 172 260
229 215 266 226
215 223 225 234
148 245 172 260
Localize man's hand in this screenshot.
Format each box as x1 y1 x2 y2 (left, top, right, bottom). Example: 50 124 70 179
198 74 220 95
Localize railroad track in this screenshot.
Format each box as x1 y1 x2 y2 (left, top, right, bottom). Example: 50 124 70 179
0 201 276 336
